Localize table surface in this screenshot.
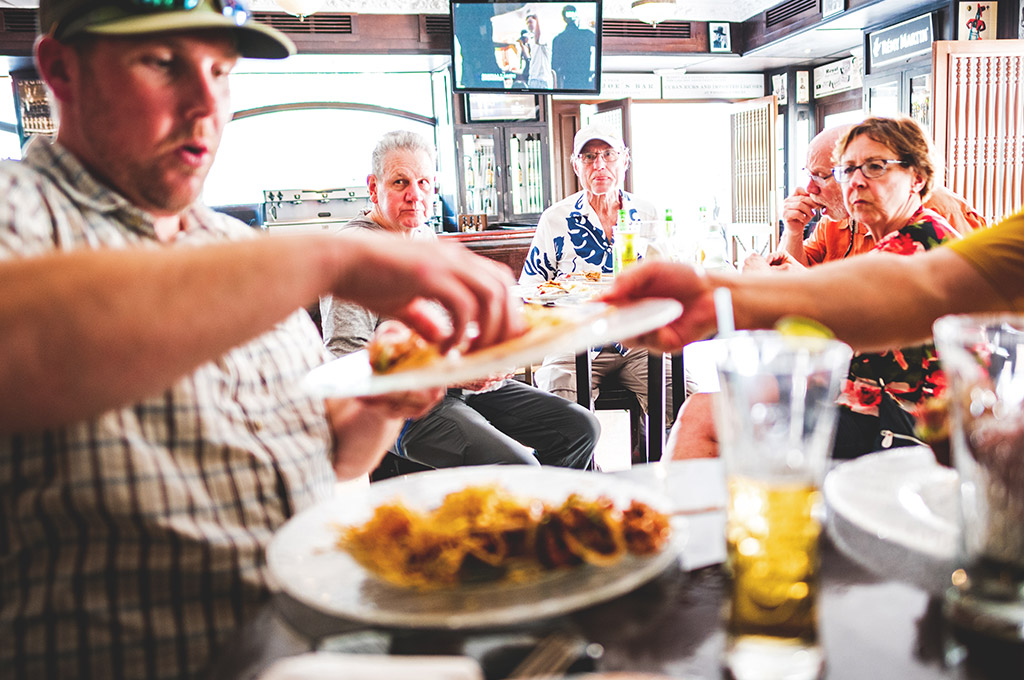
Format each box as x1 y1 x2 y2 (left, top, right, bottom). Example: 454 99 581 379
214 460 1024 680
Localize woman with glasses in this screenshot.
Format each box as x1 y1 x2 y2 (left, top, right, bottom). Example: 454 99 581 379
666 116 960 463
824 116 959 458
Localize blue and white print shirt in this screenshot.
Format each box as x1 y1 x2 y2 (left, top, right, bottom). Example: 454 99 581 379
519 189 658 284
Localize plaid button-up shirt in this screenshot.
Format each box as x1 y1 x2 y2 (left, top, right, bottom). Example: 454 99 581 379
0 139 337 679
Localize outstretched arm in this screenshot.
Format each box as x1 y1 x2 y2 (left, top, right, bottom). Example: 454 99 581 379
601 246 1004 352
0 232 519 432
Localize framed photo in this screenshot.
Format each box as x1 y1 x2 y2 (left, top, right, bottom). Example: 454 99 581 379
796 71 810 104
821 0 844 19
958 2 997 40
709 22 731 53
464 93 540 123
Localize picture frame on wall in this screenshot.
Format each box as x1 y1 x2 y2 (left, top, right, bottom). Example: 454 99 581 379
709 22 731 53
821 0 844 20
464 93 540 122
957 2 997 40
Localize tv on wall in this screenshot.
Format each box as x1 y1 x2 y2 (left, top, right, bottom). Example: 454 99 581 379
451 1 602 95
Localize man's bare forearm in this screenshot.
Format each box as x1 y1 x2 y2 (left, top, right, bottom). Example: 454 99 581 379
0 231 516 432
0 236 350 430
711 247 1002 351
777 227 810 266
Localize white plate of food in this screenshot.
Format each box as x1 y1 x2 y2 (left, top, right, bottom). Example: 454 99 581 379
302 298 682 399
511 280 595 305
823 447 961 594
265 466 686 629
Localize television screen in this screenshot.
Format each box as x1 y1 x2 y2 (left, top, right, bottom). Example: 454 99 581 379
451 1 602 95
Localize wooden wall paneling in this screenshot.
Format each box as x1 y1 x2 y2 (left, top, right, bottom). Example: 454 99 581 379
934 40 1024 224
729 96 778 261
551 100 582 201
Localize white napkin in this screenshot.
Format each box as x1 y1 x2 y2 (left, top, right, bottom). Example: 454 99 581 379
257 652 484 680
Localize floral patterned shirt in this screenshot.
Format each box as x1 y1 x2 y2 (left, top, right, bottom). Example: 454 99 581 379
837 207 959 417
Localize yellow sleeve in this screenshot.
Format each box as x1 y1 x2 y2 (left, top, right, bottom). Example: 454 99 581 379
946 210 1024 310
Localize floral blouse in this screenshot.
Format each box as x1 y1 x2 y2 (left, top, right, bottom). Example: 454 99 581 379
837 207 959 418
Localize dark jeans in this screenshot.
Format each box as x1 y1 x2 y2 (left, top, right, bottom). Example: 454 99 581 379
395 379 600 470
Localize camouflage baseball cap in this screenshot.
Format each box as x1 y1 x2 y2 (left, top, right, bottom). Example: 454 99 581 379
39 0 295 59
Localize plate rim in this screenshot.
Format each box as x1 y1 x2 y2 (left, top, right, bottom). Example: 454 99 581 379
302 298 682 399
265 466 685 629
823 447 959 560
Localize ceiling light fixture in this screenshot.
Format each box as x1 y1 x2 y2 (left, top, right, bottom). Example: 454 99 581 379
631 0 679 26
275 0 324 20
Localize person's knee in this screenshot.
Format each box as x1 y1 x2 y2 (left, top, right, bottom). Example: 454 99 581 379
534 361 577 395
667 393 719 460
569 404 602 446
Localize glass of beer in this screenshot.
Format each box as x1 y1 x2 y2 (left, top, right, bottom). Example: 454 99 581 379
932 314 1024 641
612 220 640 273
712 331 852 680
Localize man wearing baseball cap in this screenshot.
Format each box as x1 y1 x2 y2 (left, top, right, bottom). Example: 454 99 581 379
0 2 521 678
520 124 666 460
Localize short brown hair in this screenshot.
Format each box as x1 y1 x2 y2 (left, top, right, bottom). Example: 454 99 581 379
835 116 935 199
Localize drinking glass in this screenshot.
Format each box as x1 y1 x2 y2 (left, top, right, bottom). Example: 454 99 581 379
713 331 852 680
612 221 641 273
932 314 1024 640
614 220 664 272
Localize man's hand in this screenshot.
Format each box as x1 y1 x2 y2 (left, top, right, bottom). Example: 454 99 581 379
598 261 718 352
765 250 805 271
743 250 804 273
325 387 443 480
454 371 514 393
782 187 823 236
329 233 523 355
741 252 771 273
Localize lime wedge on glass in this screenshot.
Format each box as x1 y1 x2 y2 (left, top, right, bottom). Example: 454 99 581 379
774 316 836 339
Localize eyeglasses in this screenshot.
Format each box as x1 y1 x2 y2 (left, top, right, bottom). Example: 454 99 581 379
832 159 907 183
217 0 251 26
132 0 251 25
577 149 622 165
54 0 252 40
802 168 833 187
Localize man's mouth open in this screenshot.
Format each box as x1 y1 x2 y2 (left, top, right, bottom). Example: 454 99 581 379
178 143 209 167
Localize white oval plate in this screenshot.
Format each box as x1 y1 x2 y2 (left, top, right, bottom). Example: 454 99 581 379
823 447 961 593
265 466 686 630
303 298 682 399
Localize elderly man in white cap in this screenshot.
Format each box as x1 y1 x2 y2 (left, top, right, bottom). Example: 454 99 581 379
0 1 520 678
520 125 664 459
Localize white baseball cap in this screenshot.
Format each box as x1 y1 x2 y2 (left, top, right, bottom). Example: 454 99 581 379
572 124 626 157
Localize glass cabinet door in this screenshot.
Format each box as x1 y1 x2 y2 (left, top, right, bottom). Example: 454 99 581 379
456 123 550 226
865 76 900 118
507 128 547 219
908 72 931 134
459 130 499 218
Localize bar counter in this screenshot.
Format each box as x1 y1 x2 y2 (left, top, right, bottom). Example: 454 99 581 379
440 227 535 275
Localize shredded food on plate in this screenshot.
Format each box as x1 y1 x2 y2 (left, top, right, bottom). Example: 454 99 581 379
337 484 671 589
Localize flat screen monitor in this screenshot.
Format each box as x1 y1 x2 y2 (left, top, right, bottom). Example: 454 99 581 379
451 1 602 95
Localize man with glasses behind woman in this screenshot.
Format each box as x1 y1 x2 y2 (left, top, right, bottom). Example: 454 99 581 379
747 124 985 272
520 125 665 461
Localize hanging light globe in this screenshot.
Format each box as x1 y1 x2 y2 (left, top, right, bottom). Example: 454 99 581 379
275 0 325 20
631 0 679 26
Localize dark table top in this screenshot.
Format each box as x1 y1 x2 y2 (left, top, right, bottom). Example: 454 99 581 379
213 461 1024 680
